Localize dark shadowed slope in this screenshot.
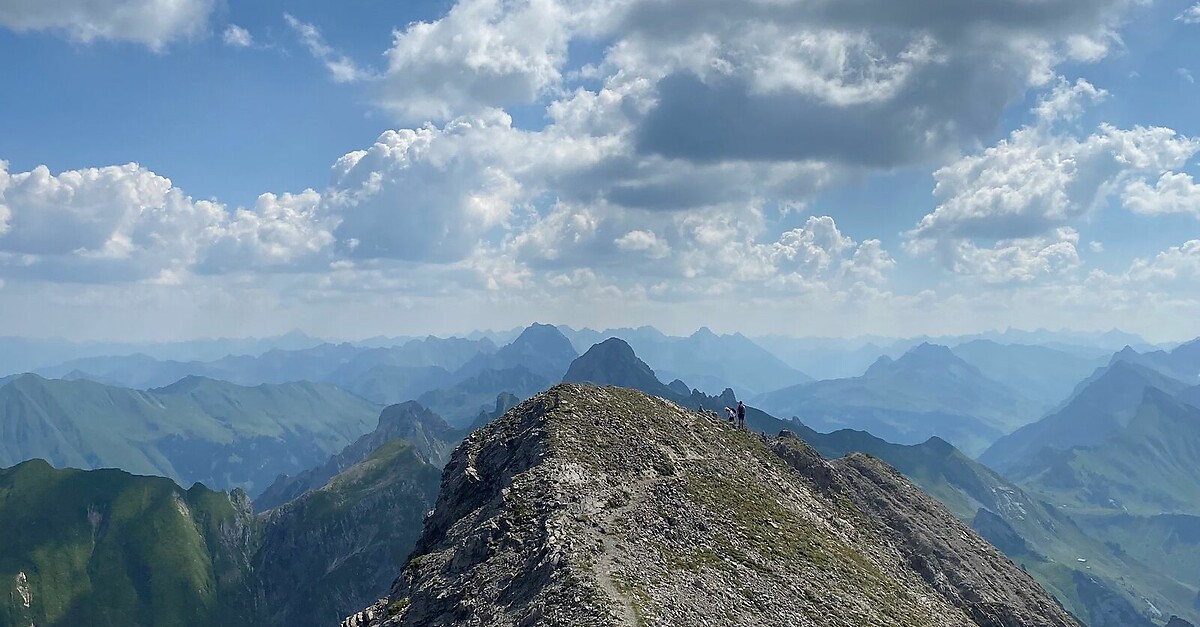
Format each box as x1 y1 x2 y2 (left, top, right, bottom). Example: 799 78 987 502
255 439 443 627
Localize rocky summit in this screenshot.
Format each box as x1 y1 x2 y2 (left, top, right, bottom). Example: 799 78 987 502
345 384 1077 627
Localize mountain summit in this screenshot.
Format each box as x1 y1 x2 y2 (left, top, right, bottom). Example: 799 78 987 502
346 384 1076 627
562 337 677 399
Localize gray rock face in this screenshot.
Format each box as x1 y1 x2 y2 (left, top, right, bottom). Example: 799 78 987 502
345 384 1080 627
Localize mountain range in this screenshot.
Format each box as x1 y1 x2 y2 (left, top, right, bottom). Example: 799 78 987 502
559 325 810 396
6 325 1200 626
754 343 1043 456
346 384 1076 627
980 359 1195 473
0 374 381 493
556 336 1200 625
0 406 446 627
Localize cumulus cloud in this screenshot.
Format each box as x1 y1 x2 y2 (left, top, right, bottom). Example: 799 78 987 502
377 0 580 122
1177 3 1200 24
620 0 1135 167
1124 240 1200 285
284 13 369 82
0 162 344 283
614 230 670 258
948 228 1082 284
1123 172 1200 216
508 201 892 299
906 79 1200 276
0 162 224 282
326 112 536 262
199 190 335 273
222 24 253 48
0 0 214 49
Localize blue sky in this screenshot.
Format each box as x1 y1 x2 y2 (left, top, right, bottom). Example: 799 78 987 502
0 0 1198 341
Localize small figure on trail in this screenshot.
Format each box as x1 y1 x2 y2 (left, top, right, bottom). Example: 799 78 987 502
725 407 736 423
737 401 746 430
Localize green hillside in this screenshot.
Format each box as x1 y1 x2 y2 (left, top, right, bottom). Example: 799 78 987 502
981 360 1191 473
0 374 381 493
0 460 259 627
1020 389 1200 516
1 435 444 627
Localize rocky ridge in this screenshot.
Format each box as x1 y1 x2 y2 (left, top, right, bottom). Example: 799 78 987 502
345 384 1078 627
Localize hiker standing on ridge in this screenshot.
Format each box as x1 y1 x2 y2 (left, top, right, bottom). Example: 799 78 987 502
737 401 746 430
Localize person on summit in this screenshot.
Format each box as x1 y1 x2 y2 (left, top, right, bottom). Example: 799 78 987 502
725 407 736 424
736 400 746 430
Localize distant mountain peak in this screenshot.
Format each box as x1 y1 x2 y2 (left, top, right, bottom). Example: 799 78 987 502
562 338 673 398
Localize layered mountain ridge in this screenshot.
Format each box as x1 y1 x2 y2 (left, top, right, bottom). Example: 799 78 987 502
346 384 1076 627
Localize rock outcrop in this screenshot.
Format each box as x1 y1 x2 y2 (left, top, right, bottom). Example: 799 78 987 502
345 384 1079 627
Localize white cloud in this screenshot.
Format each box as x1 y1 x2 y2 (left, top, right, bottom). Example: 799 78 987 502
1032 78 1107 125
949 228 1082 284
377 0 580 122
284 13 369 82
0 0 214 50
1178 68 1196 84
0 162 346 283
199 190 335 273
325 111 535 262
1125 240 1200 285
1177 4 1200 24
1123 172 1200 216
222 24 253 48
614 230 670 258
907 80 1199 269
0 162 225 282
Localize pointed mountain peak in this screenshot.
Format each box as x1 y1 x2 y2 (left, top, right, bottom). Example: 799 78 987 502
562 338 674 399
503 323 576 357
152 374 218 393
691 326 719 339
1110 345 1141 362
863 354 895 377
377 401 452 435
905 342 957 359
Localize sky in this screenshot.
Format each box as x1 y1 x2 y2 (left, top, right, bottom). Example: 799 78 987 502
1 0 1199 342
